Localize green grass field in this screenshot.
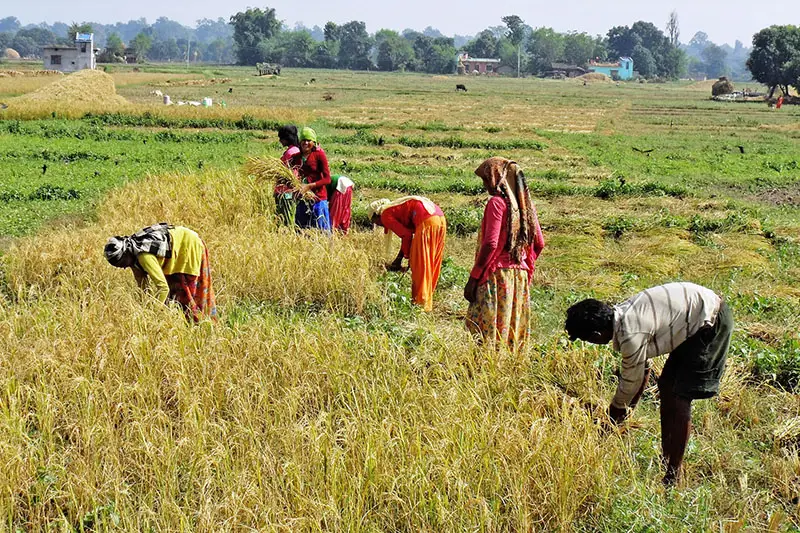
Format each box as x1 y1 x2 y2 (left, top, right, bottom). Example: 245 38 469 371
1 64 799 531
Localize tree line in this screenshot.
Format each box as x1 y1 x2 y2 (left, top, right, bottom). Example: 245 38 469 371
0 16 235 64
2 12 798 92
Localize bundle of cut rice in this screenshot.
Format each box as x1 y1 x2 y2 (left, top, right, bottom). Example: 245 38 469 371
243 156 316 201
774 417 800 448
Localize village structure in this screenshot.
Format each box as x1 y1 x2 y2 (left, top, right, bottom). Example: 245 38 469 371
587 56 634 80
42 33 97 73
457 53 508 75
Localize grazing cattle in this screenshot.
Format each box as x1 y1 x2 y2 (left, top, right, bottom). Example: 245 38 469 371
309 78 316 83
228 87 233 93
456 84 467 92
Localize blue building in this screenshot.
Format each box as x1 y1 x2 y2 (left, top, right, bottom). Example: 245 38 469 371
588 57 634 80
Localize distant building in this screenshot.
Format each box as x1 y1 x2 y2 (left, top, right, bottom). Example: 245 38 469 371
42 33 97 72
588 57 634 80
545 62 587 78
458 53 501 75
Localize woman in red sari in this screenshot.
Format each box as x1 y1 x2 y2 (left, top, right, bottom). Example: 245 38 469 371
464 157 544 348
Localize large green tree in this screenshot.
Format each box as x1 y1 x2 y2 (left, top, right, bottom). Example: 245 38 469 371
276 30 316 67
229 7 281 65
563 32 595 67
502 15 526 77
463 30 498 58
337 21 373 70
97 32 125 62
607 21 683 78
702 43 728 78
12 27 56 57
527 27 564 74
67 22 93 40
375 29 414 71
747 25 800 97
412 34 456 73
130 32 152 62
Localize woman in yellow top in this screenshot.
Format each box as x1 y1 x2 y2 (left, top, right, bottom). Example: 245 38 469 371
104 223 217 322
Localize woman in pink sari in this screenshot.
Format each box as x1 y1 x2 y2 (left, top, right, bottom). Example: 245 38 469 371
464 157 545 349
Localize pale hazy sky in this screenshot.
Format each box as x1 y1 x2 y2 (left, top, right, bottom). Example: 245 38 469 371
13 0 794 46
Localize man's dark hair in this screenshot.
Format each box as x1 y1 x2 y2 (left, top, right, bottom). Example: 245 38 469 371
277 124 299 147
565 298 614 341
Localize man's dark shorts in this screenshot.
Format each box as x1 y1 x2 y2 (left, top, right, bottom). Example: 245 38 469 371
659 300 734 400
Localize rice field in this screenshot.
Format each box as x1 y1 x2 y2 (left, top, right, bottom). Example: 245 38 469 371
0 64 799 531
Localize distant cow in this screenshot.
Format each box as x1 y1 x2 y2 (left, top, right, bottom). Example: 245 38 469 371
456 84 467 92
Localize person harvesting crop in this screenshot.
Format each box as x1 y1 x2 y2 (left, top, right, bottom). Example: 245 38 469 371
274 124 301 226
104 223 217 322
368 196 447 312
565 282 733 485
327 174 354 234
464 157 545 349
290 127 331 232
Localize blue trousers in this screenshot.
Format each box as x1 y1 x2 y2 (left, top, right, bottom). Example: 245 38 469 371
295 200 331 232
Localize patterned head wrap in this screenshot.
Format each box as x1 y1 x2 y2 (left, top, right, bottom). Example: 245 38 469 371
104 236 129 267
474 157 543 263
104 223 174 267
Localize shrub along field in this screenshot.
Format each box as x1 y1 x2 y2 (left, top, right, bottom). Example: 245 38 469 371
1 64 799 530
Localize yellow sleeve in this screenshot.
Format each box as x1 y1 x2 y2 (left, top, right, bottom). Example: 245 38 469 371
136 253 169 303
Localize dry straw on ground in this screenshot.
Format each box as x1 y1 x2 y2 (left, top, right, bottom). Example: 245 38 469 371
577 72 611 82
11 69 128 106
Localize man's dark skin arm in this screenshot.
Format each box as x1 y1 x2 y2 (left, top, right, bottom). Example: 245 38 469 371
609 360 651 424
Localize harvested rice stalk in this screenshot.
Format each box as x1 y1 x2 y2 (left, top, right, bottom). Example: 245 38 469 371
243 156 316 201
774 417 800 449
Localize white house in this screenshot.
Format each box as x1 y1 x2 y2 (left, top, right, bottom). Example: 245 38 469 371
42 33 97 72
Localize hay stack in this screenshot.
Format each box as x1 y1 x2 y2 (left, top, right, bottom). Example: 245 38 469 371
3 48 20 59
577 72 610 82
12 69 129 107
712 77 734 96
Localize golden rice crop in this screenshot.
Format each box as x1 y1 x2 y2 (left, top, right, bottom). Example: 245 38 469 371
4 168 382 315
0 164 797 530
243 156 317 201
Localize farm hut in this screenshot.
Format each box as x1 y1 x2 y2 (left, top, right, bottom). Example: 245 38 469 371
588 57 634 80
3 48 20 59
457 53 501 75
42 33 97 73
546 62 587 78
712 77 734 96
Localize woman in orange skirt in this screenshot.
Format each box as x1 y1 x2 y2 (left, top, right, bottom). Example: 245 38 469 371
368 197 447 312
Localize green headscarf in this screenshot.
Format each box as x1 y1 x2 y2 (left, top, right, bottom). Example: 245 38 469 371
299 127 317 143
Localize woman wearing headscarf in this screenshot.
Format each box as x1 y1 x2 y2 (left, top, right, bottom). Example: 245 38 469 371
275 124 300 226
327 174 354 234
104 223 217 322
368 196 447 312
290 127 331 232
464 157 545 348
